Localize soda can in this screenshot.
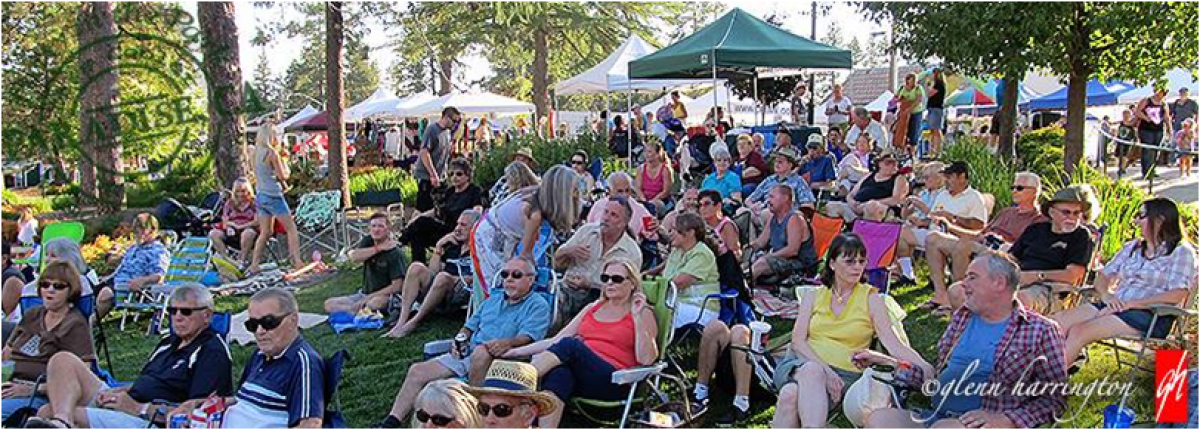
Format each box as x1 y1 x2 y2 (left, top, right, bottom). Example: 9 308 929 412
454 333 470 358
169 414 188 428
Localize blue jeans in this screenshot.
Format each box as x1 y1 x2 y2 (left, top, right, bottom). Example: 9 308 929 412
541 337 627 402
2 395 47 421
908 111 925 150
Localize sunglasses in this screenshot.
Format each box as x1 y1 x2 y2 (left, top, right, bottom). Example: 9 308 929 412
244 314 288 332
448 171 466 177
38 281 70 291
1011 185 1031 191
840 257 868 265
698 200 718 207
499 270 530 280
477 401 526 418
415 410 454 426
1054 207 1084 217
600 274 628 284
167 306 208 317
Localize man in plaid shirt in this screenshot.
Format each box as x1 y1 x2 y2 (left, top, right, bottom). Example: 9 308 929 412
856 252 1068 428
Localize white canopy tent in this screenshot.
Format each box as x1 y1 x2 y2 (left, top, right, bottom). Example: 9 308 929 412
402 92 534 116
1118 68 1200 104
276 105 319 131
555 35 714 95
345 88 400 121
865 91 893 112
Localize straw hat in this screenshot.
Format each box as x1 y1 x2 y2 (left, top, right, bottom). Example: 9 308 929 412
512 147 538 165
464 360 558 417
1041 183 1100 223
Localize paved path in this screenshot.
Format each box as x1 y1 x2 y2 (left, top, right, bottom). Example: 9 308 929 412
1103 164 1198 204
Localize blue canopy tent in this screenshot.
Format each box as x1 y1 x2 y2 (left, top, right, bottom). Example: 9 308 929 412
1022 79 1136 110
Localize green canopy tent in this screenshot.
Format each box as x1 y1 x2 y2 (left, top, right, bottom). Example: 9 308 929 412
629 7 852 124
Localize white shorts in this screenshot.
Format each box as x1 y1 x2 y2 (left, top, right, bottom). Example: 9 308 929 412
673 303 718 329
912 227 932 249
435 352 471 378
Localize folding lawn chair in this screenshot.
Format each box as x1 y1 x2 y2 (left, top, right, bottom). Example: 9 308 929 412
322 349 352 428
467 220 560 319
13 221 86 270
116 236 212 334
810 212 846 261
850 220 903 294
293 190 347 258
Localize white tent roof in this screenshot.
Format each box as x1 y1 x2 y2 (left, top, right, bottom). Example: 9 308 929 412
277 105 319 131
1118 68 1199 104
865 91 893 112
402 92 534 116
346 88 401 121
555 35 713 95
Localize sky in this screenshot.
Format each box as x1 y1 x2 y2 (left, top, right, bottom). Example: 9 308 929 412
182 1 894 107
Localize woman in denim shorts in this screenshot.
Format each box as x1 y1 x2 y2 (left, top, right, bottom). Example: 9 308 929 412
248 124 305 273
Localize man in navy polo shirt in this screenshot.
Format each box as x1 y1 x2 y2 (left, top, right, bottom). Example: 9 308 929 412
170 287 325 428
27 284 233 428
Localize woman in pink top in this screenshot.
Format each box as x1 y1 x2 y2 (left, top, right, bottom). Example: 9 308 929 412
635 141 675 216
505 259 658 428
209 178 259 265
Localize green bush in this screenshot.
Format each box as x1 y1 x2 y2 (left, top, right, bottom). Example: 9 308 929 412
939 138 1015 215
1 188 53 215
348 167 419 207
1016 126 1066 182
127 155 219 208
472 132 612 187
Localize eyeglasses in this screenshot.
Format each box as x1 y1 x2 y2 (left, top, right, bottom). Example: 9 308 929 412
600 274 628 284
699 200 718 207
499 270 530 280
244 314 288 332
167 306 209 317
415 410 455 426
448 171 466 177
1011 185 1031 192
1054 207 1084 217
477 401 527 418
38 281 69 291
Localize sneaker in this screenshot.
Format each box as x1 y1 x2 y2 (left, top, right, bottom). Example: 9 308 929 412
716 406 749 427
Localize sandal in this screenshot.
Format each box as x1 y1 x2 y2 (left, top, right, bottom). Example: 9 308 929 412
25 417 72 428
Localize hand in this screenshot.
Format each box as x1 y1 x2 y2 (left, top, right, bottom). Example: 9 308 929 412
226 227 235 237
1 382 33 398
1100 297 1128 315
959 410 1014 428
850 350 896 370
168 399 203 423
375 239 398 252
430 175 441 188
630 292 647 314
567 245 592 262
99 390 141 415
484 339 514 358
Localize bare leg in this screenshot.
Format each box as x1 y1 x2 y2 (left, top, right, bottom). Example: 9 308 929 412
386 359 455 420
540 396 566 429
248 215 275 273
239 229 259 265
323 296 366 314
751 258 772 285
468 345 495 386
209 229 229 259
41 351 106 427
1052 302 1101 334
393 273 458 337
947 282 966 310
897 226 917 259
389 263 432 335
696 321 731 387
95 286 114 320
728 325 753 398
3 276 25 315
865 407 924 428
948 237 976 282
924 232 955 306
275 214 305 268
771 383 801 428
793 361 831 427
1064 316 1139 364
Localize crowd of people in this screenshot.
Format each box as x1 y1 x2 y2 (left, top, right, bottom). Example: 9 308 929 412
2 86 1196 429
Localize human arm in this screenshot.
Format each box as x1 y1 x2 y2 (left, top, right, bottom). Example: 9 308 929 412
346 237 397 263
880 175 910 207
519 206 544 261
1135 98 1151 123
420 147 439 187
719 222 742 260
1100 288 1193 316
1019 265 1086 287
751 213 772 251
930 211 986 237
505 302 590 358
654 167 674 202
864 294 934 378
790 289 846 397
632 295 659 366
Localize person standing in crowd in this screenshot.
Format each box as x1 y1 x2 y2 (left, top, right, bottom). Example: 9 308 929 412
490 160 540 207
863 252 1067 428
1175 118 1195 177
892 73 926 158
1098 116 1113 170
324 213 406 315
411 380 482 428
925 68 946 158
1135 89 1173 178
1169 88 1198 167
248 124 305 274
791 82 809 126
1116 108 1139 177
415 107 463 211
824 83 853 130
669 91 689 122
209 178 259 267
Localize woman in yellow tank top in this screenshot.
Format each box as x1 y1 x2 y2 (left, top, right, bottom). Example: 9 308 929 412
772 233 932 428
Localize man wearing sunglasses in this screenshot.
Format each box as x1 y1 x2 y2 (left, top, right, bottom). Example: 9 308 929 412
925 172 1047 310
27 284 232 428
555 196 643 322
465 360 557 428
174 288 324 428
378 257 550 428
324 213 405 315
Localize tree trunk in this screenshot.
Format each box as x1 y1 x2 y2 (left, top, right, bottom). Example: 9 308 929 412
325 2 350 208
1063 69 1088 177
531 28 551 125
199 2 247 189
997 75 1021 159
438 59 453 95
77 2 123 213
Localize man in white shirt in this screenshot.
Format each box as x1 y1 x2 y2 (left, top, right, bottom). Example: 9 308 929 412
897 162 988 303
823 84 853 129
846 107 890 151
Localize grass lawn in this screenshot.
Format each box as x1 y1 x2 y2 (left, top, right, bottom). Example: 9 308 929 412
98 264 1172 428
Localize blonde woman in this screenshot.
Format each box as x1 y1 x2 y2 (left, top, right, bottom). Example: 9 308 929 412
490 160 541 206
470 166 578 291
209 178 258 265
411 379 482 428
505 259 658 428
248 124 304 273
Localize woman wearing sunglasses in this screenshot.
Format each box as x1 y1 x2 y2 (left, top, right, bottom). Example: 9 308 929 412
569 150 596 205
1 260 95 420
505 259 658 428
412 379 482 428
1056 197 1197 366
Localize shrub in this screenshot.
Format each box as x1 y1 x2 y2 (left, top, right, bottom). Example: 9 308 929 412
1 189 53 216
472 132 612 187
1016 126 1066 182
126 155 219 208
348 167 419 207
939 137 1015 215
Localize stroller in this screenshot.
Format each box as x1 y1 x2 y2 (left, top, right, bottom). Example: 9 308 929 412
154 192 224 238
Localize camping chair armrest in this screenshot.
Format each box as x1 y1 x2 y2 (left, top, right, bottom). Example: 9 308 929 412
610 362 668 385
1145 303 1198 319
698 290 739 313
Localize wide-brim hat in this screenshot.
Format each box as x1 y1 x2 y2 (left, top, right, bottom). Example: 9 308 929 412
1041 183 1100 222
464 360 558 417
511 147 538 165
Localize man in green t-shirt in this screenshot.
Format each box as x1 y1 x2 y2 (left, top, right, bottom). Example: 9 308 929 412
324 213 406 314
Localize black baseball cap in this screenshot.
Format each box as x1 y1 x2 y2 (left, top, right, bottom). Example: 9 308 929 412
941 161 970 176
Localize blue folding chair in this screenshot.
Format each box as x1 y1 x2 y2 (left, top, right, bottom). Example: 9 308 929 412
323 350 351 428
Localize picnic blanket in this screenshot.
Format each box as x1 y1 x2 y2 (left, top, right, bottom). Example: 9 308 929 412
752 290 800 319
228 311 329 346
209 266 338 296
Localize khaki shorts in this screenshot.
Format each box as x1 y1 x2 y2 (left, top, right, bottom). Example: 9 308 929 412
1019 282 1068 315
773 353 860 406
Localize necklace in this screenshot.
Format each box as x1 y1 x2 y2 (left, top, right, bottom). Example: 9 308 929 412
831 286 852 305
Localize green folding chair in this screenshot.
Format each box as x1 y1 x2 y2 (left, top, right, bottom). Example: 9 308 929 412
14 221 85 270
